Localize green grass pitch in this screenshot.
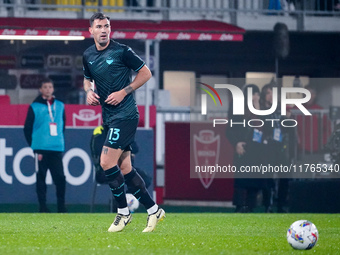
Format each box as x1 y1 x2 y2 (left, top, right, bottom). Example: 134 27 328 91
0 213 339 255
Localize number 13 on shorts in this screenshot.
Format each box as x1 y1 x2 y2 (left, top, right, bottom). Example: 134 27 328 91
109 128 120 142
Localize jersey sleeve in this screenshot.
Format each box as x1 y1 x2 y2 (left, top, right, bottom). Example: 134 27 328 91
23 105 35 146
122 46 145 72
82 53 92 81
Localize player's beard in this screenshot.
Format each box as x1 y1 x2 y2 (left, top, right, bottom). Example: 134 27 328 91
98 36 109 47
99 41 108 47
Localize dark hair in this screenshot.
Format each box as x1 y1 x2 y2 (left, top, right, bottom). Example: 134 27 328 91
242 84 260 118
89 12 110 27
243 84 260 96
260 83 273 109
304 85 317 93
40 78 53 87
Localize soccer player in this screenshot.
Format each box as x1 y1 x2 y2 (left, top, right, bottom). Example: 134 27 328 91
83 12 165 232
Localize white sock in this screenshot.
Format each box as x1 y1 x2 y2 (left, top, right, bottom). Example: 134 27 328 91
147 204 159 215
118 207 130 216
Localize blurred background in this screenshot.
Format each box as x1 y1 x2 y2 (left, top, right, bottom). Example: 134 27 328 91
0 0 339 213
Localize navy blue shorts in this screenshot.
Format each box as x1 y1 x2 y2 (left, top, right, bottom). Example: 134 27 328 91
103 118 138 151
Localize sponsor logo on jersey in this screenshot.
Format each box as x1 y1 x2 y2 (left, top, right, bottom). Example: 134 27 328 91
106 57 113 65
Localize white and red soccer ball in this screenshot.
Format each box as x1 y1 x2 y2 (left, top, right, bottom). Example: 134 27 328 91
126 193 139 213
287 220 318 250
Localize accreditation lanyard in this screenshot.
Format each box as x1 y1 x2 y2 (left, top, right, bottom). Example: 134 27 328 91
272 112 282 142
47 99 57 136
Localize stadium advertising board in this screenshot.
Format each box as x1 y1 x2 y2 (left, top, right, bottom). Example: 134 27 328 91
165 122 234 201
0 127 154 205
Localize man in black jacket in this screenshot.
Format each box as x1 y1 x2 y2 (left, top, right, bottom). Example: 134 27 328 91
24 78 67 213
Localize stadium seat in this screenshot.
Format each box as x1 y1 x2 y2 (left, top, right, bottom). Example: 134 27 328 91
84 0 124 13
0 95 10 104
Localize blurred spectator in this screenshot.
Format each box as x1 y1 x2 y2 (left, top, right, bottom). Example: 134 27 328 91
126 0 139 7
126 0 154 9
336 1 340 11
268 0 282 10
295 85 331 153
260 83 291 213
227 84 269 212
286 0 302 10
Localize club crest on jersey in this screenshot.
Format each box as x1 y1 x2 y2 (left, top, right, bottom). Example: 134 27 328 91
106 57 113 65
193 130 220 189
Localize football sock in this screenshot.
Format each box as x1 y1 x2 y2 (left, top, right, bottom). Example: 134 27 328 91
105 165 128 211
117 207 130 216
147 204 159 215
124 167 155 210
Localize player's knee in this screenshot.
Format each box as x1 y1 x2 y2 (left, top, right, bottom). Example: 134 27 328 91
100 161 111 171
101 158 119 170
120 164 132 175
100 153 119 171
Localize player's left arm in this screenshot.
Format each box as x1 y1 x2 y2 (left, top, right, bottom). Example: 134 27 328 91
105 65 151 106
127 64 152 92
62 107 66 133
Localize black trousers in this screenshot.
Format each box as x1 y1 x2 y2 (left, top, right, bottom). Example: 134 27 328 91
35 151 66 209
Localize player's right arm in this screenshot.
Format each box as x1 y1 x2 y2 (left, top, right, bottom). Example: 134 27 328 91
23 105 34 146
84 78 100 106
83 53 100 106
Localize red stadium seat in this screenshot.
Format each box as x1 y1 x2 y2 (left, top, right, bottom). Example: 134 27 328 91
0 95 10 104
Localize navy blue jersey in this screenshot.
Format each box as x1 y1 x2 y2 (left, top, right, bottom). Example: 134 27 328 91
83 40 145 124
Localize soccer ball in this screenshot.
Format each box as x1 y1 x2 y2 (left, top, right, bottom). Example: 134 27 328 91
126 193 139 213
287 220 318 250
